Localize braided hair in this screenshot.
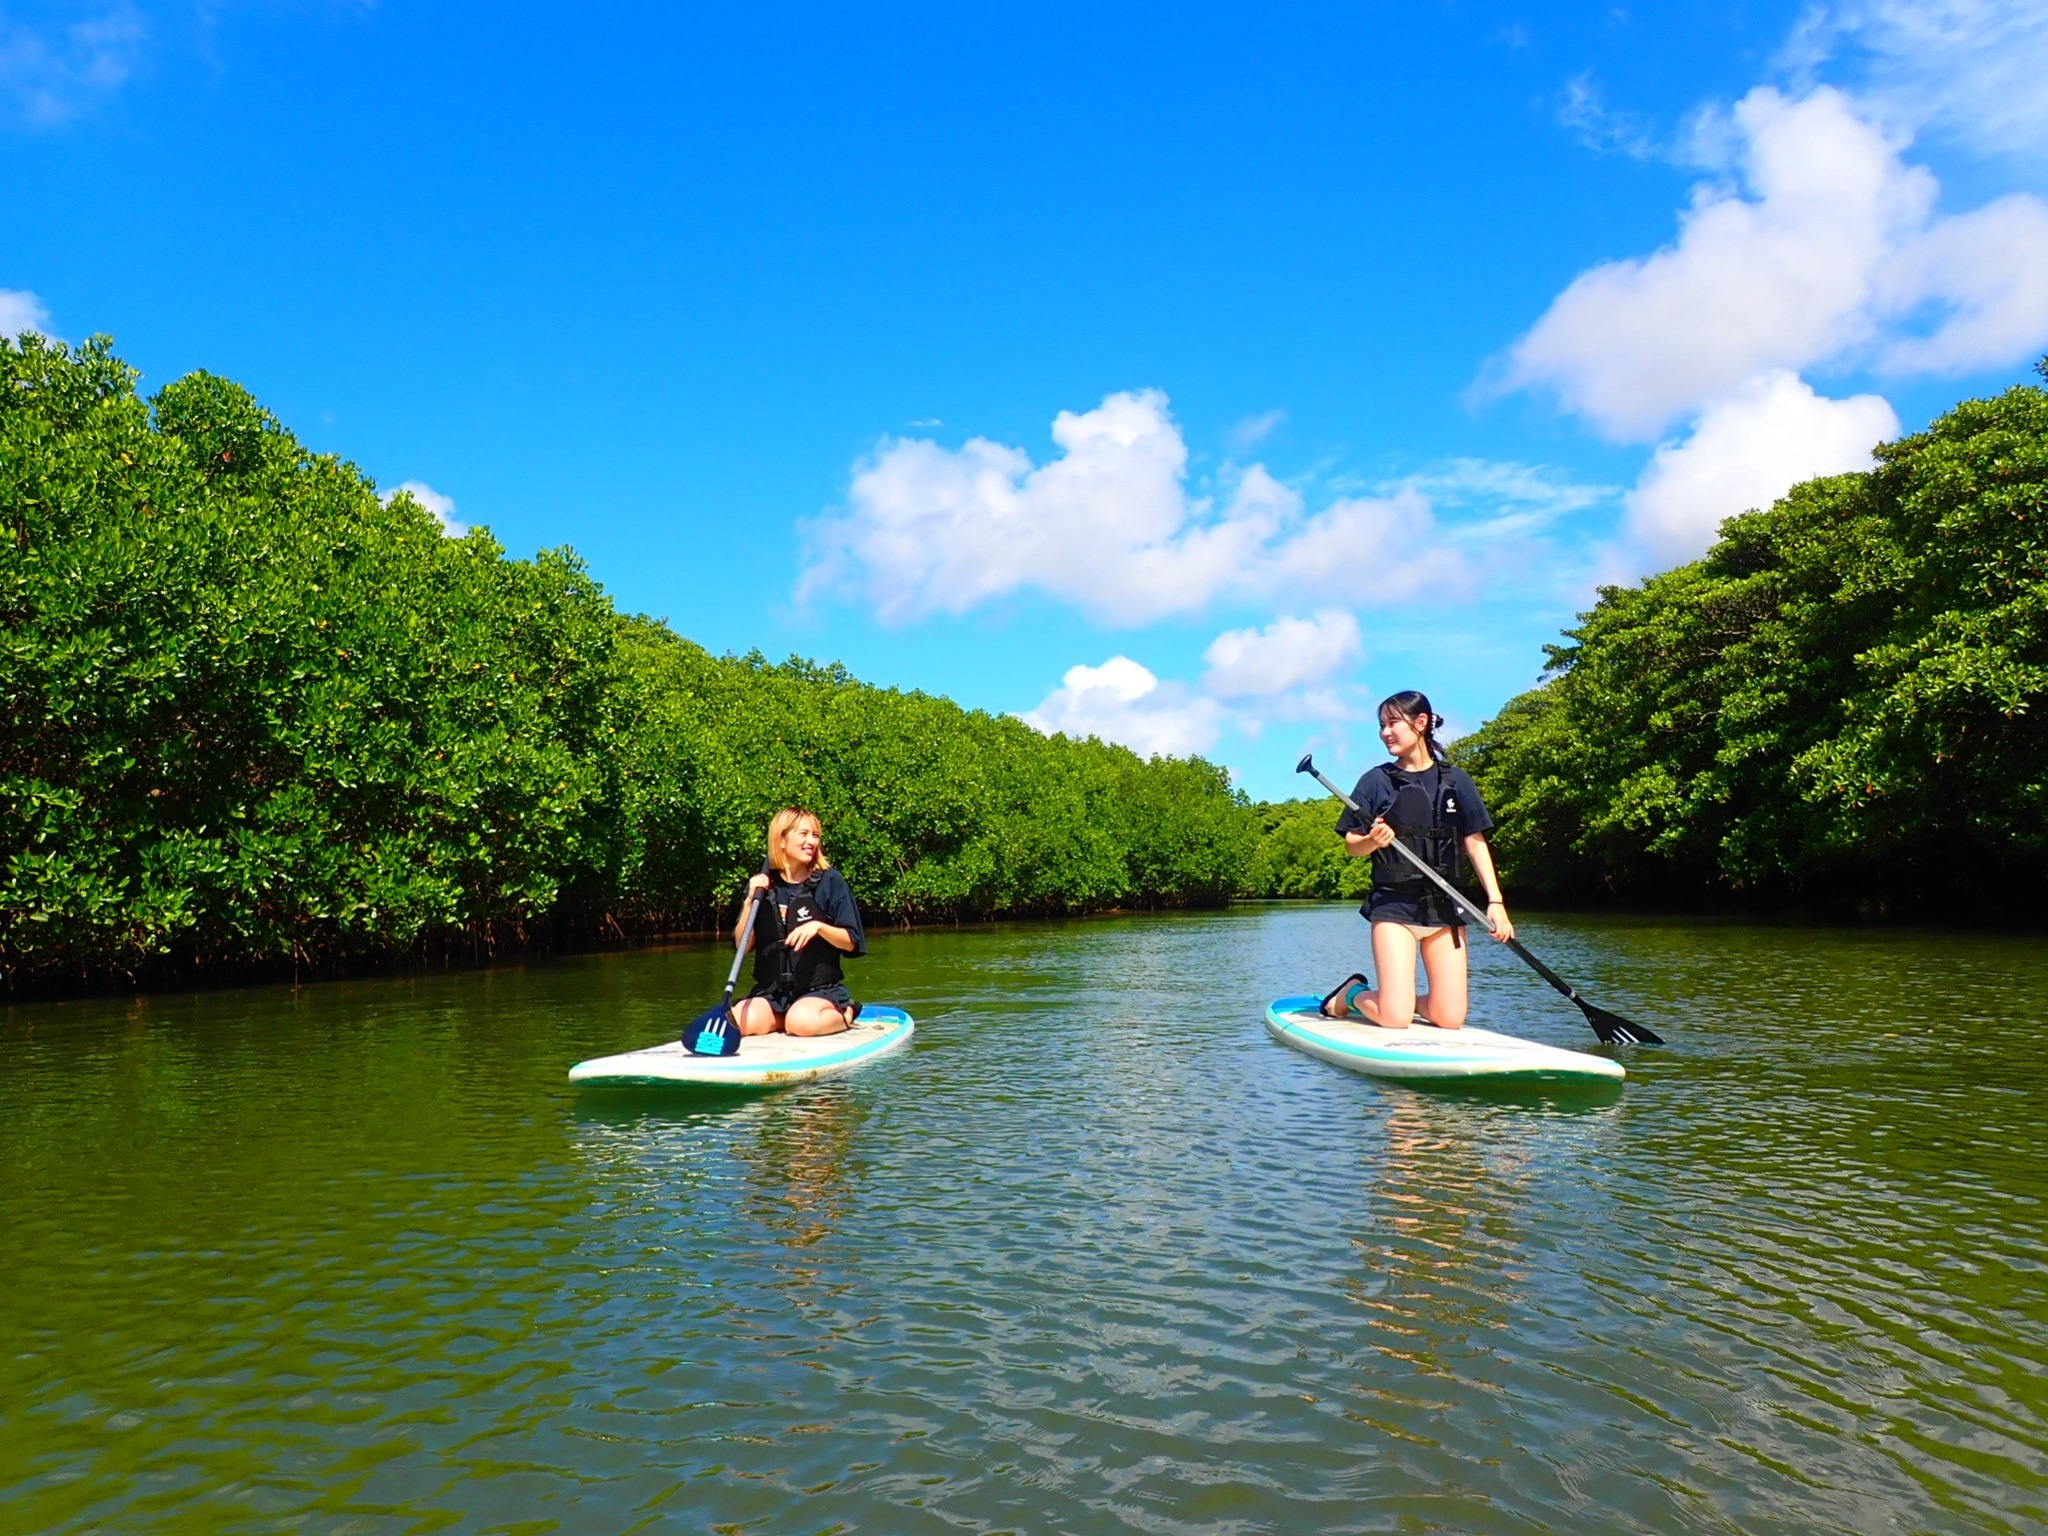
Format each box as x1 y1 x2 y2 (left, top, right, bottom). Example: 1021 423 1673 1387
1378 690 1446 763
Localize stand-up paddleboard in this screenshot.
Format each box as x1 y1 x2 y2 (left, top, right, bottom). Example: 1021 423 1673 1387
570 1006 914 1090
1265 995 1623 1083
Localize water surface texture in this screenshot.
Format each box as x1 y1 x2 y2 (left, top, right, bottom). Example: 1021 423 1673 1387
3 906 2043 1534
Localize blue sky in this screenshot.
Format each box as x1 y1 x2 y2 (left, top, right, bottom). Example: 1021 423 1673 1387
7 1 2048 799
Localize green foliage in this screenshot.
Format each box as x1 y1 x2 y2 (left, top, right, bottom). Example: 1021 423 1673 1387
610 625 1254 923
0 336 1255 990
1239 798 1371 899
1462 373 2048 909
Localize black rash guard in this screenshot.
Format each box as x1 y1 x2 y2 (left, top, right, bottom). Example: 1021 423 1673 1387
1336 762 1493 927
748 867 867 1002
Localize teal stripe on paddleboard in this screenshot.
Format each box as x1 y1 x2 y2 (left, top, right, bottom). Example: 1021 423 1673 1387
684 1015 911 1074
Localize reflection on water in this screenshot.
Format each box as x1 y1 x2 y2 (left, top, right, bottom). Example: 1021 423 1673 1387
738 1087 866 1251
1 906 2043 1535
1348 1095 1524 1357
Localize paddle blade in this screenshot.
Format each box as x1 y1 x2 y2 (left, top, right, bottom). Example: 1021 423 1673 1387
681 1003 743 1057
1578 999 1664 1047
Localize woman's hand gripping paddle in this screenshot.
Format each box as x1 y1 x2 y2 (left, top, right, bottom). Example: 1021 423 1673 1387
1296 753 1665 1047
682 862 772 1056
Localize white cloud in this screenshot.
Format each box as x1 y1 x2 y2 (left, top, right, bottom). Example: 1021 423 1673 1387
1623 370 1899 564
1201 611 1362 701
382 480 468 538
1254 486 1470 605
1792 1 2048 160
1873 194 2048 374
805 390 1475 626
1020 656 1227 760
0 288 52 339
1025 610 1373 762
1226 409 1286 451
0 4 144 125
1558 71 1660 159
1499 85 2048 440
1387 457 1619 540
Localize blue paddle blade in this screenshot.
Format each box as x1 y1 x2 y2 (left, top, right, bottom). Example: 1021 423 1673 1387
681 1003 743 1057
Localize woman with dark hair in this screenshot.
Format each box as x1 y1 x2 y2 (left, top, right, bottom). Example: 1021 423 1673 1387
730 808 867 1039
1322 691 1514 1030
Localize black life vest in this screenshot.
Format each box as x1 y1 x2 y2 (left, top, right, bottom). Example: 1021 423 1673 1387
756 870 835 995
1371 764 1466 923
768 871 828 939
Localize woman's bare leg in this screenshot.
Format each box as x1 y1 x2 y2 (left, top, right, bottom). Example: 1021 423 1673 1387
783 996 852 1038
1413 926 1469 1029
1350 922 1419 1030
730 996 783 1035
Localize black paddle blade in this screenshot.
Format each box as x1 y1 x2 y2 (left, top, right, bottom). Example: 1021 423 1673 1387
1578 999 1664 1047
681 1002 743 1056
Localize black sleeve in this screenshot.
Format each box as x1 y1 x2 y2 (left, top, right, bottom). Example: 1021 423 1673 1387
1335 768 1391 835
1447 766 1493 837
817 869 867 958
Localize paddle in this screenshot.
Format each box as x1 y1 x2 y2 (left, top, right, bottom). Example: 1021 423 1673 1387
681 861 772 1056
1296 753 1664 1047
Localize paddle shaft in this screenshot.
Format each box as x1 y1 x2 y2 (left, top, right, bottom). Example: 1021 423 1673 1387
720 866 772 1005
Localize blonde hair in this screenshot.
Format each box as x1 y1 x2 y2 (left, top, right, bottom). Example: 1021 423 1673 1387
765 807 831 879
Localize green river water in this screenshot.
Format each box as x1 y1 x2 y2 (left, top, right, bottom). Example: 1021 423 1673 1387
2 904 2043 1535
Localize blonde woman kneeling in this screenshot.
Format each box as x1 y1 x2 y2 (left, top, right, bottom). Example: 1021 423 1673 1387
730 808 866 1039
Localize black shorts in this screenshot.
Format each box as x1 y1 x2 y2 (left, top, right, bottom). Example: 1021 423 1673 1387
747 981 854 1013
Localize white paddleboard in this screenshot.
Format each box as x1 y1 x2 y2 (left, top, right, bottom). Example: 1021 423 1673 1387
570 1006 914 1090
1265 995 1623 1083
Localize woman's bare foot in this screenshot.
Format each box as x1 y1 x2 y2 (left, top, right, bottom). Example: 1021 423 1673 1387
1320 974 1369 1018
1320 977 1416 1028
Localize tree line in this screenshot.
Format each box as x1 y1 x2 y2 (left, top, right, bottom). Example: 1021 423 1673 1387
10 335 2038 992
1 335 1253 992
1457 362 2048 914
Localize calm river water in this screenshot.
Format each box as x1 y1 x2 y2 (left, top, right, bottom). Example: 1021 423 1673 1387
2 905 2043 1534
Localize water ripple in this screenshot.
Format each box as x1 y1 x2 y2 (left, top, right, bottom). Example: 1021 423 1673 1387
1 908 2043 1533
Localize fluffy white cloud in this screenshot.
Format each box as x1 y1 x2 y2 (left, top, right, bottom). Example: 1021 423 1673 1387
1201 611 1362 700
1624 371 1899 563
0 288 52 339
382 480 468 538
0 4 144 125
1020 656 1227 760
1874 194 2048 374
1794 1 2048 159
1500 85 2048 440
804 390 1474 626
1025 608 1374 761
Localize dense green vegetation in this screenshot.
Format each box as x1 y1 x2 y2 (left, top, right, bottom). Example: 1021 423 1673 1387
1 336 1253 991
1460 364 2048 912
1241 797 1369 900
14 334 2038 991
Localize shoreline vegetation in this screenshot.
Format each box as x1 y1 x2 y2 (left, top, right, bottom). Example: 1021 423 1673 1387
5 336 2043 996
2 337 1249 996
1463 357 2047 918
